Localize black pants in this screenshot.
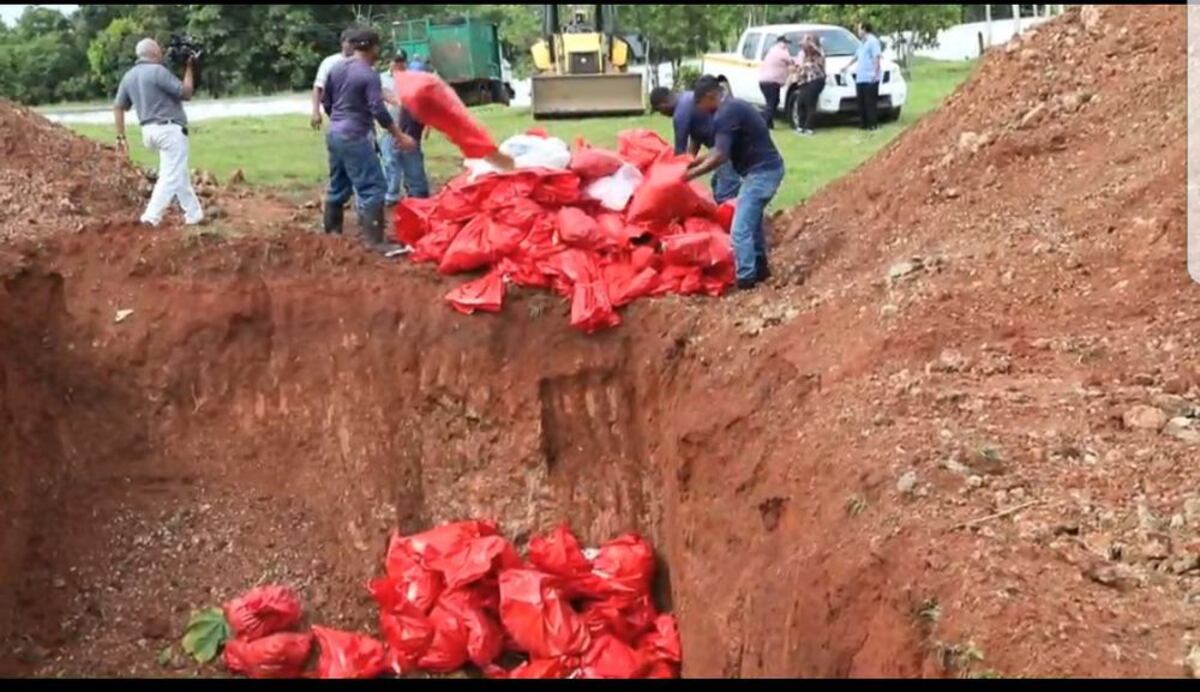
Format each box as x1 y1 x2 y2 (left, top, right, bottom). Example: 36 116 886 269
856 81 880 130
759 81 782 129
797 80 825 131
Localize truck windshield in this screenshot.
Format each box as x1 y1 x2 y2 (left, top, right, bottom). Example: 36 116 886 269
785 29 860 57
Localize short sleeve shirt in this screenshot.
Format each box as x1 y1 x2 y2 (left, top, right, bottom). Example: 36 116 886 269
711 98 783 176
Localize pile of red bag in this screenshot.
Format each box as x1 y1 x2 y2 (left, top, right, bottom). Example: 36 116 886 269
220 521 681 679
394 129 738 334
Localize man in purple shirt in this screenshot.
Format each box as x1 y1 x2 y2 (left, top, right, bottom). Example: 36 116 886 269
321 28 416 254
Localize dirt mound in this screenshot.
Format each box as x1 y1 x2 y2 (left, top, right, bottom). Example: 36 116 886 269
0 100 146 242
0 4 1195 680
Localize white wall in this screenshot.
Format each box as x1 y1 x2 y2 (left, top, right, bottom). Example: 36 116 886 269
910 14 1059 62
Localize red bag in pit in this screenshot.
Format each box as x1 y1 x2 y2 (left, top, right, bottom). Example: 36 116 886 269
498 569 591 660
418 588 504 672
491 197 545 231
499 658 571 679
438 216 524 275
571 280 622 334
394 71 498 159
426 533 521 590
411 220 461 264
637 614 683 668
570 147 625 181
311 626 388 680
617 129 671 171
604 263 660 309
581 593 657 645
224 632 313 679
446 272 506 316
579 633 649 679
661 232 734 269
379 609 435 675
393 197 438 246
557 207 605 250
627 156 718 226
590 534 656 605
531 170 583 206
223 585 303 642
389 520 500 567
527 523 608 599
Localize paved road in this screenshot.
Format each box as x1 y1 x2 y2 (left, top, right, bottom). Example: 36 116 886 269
39 64 681 126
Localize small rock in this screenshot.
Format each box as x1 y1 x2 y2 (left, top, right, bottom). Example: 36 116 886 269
302 200 319 210
958 131 981 153
967 475 984 488
1122 405 1168 431
1019 103 1046 130
897 471 918 496
1061 92 1083 114
880 304 899 318
1163 377 1189 395
1085 563 1141 592
114 309 134 324
934 349 970 373
1164 418 1200 444
52 577 66 589
943 187 961 199
1152 394 1194 419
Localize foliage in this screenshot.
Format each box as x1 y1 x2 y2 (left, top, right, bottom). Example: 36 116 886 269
180 607 231 665
0 4 967 105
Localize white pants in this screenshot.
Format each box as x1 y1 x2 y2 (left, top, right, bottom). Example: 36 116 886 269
141 123 203 226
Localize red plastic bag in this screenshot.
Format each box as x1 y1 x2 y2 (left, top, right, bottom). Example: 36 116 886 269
223 585 303 642
394 71 497 159
570 148 625 181
637 614 682 666
570 280 622 334
556 207 602 250
497 254 551 290
394 197 438 246
590 535 656 604
224 632 313 679
715 200 737 233
595 213 628 249
499 569 591 660
393 520 500 564
531 170 582 206
684 216 727 236
311 626 388 680
426 534 521 590
437 588 505 668
485 218 527 259
411 220 460 264
578 634 648 679
503 658 571 679
581 593 657 645
482 173 539 212
446 272 506 316
380 609 435 675
368 572 442 617
527 524 592 579
526 127 550 138
661 232 733 269
438 216 492 275
627 156 718 226
604 263 660 309
492 197 545 232
617 130 671 171
630 246 660 273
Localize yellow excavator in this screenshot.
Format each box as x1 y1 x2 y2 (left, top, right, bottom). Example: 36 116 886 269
530 4 645 119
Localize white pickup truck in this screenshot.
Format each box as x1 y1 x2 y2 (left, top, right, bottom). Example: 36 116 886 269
701 24 907 129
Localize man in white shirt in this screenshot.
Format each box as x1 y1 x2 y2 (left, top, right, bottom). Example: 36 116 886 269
311 29 355 130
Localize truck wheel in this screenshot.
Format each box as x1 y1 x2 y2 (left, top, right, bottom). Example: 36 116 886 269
882 107 902 123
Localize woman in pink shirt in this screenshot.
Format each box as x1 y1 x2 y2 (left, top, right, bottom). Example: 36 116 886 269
757 36 795 130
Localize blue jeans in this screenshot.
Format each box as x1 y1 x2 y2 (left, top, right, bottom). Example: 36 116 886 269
380 133 431 203
712 161 741 205
731 163 785 283
326 131 387 213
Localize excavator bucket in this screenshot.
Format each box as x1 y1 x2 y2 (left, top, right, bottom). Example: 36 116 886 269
531 72 645 119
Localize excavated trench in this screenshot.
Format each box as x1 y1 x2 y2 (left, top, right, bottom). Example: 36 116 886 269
0 237 924 678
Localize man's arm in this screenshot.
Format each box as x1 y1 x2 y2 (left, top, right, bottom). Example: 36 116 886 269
366 76 415 151
181 59 195 100
685 128 730 182
311 58 330 129
113 106 128 154
687 138 701 158
154 64 190 101
873 40 882 80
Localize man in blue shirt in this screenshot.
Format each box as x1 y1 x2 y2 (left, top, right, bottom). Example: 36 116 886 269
380 51 430 205
684 76 785 290
843 21 883 132
649 86 740 204
322 28 416 254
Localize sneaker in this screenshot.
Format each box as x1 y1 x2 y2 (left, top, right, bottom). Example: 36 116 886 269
734 278 760 292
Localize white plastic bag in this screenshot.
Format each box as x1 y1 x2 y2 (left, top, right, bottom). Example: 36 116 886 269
584 163 644 212
465 134 572 181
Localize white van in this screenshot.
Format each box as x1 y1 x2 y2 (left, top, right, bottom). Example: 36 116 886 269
701 24 908 129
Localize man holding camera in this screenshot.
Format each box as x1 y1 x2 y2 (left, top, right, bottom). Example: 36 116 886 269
113 38 203 227
321 28 416 254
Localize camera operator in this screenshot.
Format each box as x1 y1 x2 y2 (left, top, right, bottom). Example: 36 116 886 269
112 38 203 227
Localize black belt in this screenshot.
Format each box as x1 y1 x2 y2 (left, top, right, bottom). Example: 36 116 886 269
142 119 188 136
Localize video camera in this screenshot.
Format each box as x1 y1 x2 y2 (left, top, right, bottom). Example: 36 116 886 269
165 34 205 66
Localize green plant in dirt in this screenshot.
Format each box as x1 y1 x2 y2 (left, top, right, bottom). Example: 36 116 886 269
933 640 985 674
845 494 868 517
181 607 231 664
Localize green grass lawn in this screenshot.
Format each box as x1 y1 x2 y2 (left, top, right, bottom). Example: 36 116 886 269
71 59 974 210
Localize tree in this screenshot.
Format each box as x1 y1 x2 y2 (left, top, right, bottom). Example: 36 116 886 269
87 17 145 97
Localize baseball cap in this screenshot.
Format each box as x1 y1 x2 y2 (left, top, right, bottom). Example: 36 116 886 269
345 28 380 50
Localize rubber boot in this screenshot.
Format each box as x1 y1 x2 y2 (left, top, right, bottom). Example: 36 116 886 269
323 202 344 235
359 204 404 256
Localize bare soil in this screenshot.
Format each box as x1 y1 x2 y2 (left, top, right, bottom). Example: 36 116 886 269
1 4 1196 679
